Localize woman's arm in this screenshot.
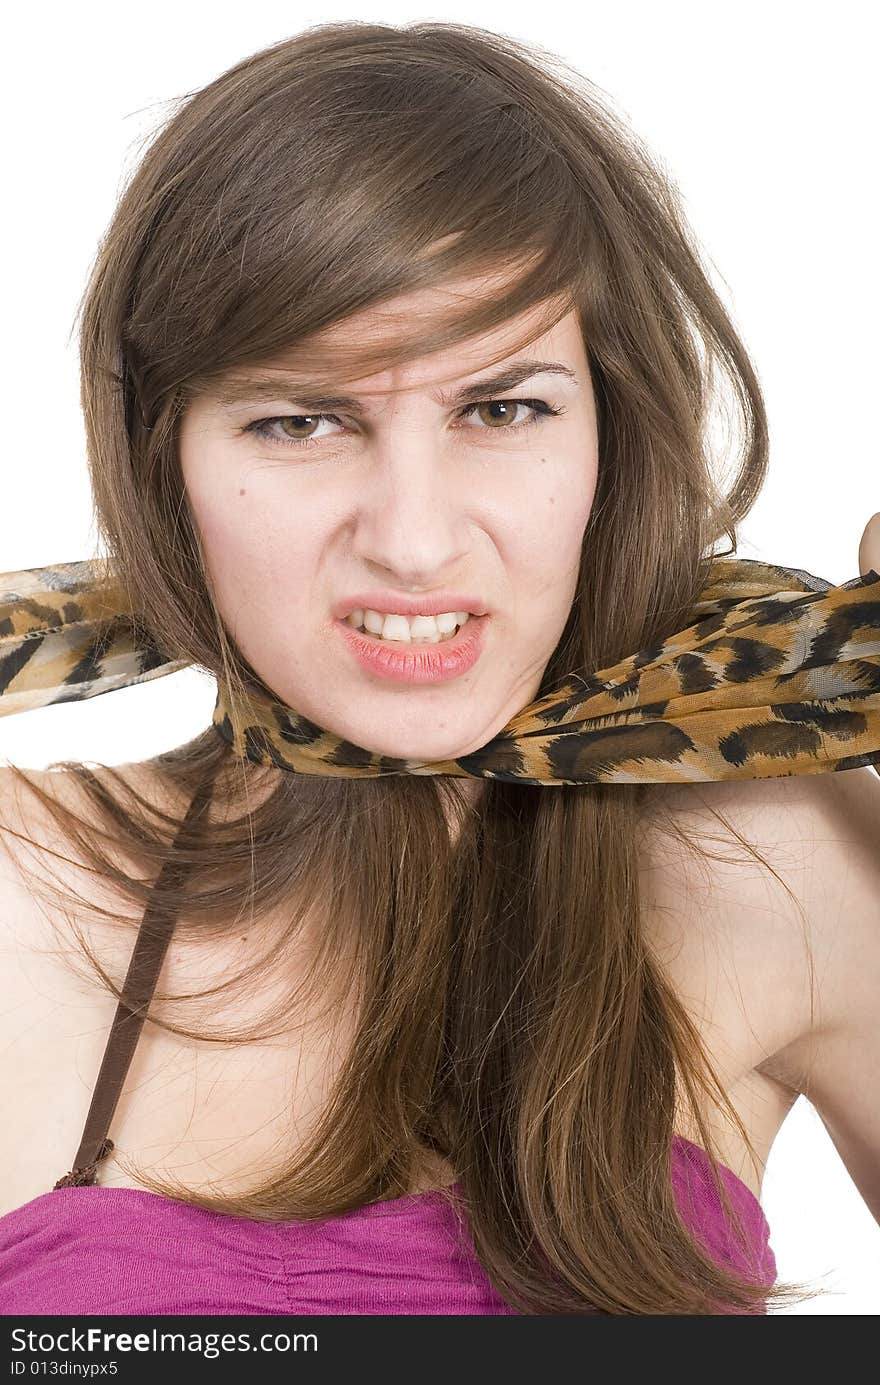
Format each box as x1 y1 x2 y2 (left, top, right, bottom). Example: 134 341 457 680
651 757 880 1225
754 763 880 1225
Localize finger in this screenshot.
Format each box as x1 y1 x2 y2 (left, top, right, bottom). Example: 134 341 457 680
858 512 880 577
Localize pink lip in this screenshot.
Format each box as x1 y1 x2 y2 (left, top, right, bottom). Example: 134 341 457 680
333 591 489 620
335 613 488 684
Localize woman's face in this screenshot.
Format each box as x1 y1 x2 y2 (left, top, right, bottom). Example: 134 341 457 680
179 290 599 765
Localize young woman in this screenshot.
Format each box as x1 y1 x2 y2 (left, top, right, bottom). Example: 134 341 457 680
1 20 877 1316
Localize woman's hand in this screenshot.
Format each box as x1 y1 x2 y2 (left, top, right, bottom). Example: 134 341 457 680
859 513 880 577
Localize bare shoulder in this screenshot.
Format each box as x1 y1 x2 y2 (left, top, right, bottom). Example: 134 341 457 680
0 759 150 900
639 766 880 1083
0 758 190 978
0 762 76 932
0 762 118 982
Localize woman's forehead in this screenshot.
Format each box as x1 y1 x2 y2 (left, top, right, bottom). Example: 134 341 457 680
235 301 583 400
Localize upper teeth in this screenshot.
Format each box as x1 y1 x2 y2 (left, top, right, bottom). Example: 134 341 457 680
346 608 471 642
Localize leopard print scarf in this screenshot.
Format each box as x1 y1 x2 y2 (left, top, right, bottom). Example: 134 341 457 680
3 555 880 785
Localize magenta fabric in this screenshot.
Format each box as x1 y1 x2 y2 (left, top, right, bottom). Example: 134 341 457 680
0 1136 775 1315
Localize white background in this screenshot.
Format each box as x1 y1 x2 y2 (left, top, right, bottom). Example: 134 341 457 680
1 0 877 1313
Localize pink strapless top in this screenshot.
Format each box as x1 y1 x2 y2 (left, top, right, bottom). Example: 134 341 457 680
0 1136 774 1315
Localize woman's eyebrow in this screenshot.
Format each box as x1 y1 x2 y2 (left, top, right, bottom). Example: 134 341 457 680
214 359 578 412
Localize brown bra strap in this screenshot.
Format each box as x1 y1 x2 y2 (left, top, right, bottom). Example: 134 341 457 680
53 768 217 1189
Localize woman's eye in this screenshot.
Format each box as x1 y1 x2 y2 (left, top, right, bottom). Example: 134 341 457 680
459 399 560 432
245 412 344 447
243 397 564 450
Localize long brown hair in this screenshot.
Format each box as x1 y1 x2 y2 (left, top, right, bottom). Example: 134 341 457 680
7 20 823 1313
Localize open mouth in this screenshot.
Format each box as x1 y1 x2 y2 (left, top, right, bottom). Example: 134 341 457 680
344 615 471 645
